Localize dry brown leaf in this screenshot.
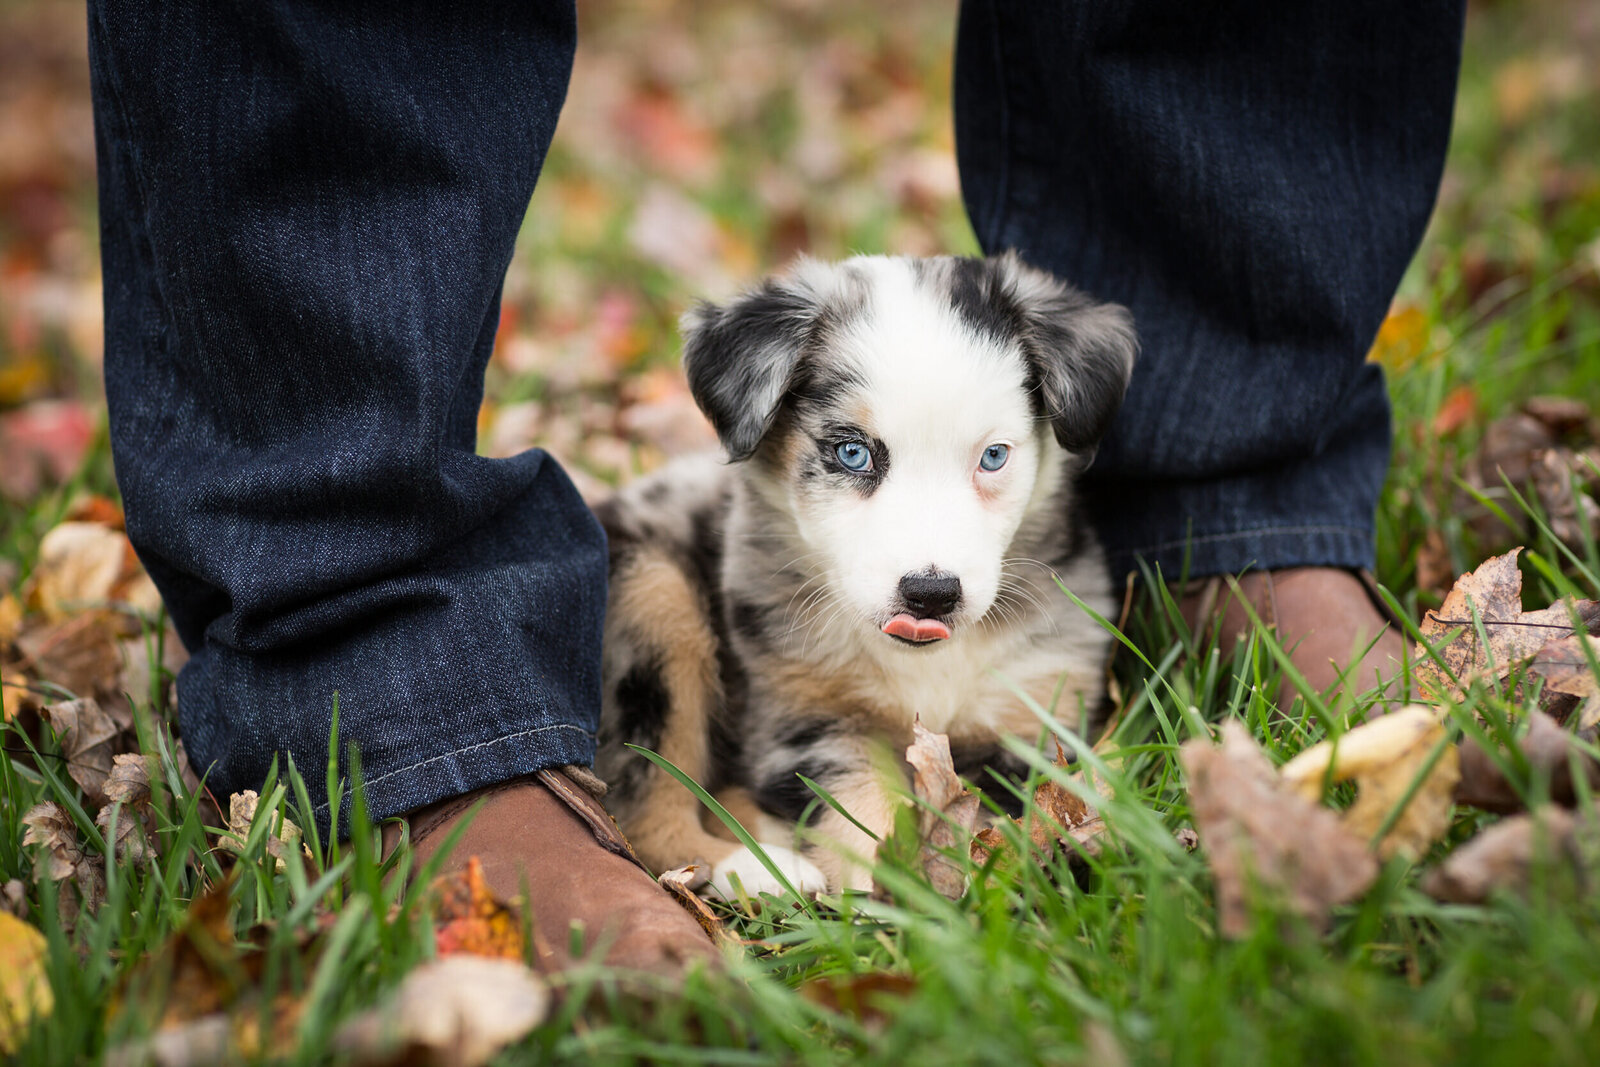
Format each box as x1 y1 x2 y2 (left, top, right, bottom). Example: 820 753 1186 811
658 865 738 948
1280 706 1461 861
968 742 1109 871
1180 722 1378 937
801 972 918 1033
17 610 128 715
1455 711 1600 813
109 877 257 1033
220 790 306 873
1023 741 1107 857
96 753 158 867
904 721 981 900
333 956 550 1067
1421 806 1599 904
1 879 25 919
1528 634 1600 729
38 696 117 804
20 800 104 923
431 858 525 960
1412 548 1600 699
0 911 53 1055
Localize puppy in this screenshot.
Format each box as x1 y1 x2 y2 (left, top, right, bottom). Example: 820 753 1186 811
592 252 1135 895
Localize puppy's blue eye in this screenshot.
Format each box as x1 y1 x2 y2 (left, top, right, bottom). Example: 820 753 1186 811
979 444 1010 472
836 441 873 472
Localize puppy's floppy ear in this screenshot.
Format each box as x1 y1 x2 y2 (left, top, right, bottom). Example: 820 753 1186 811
991 251 1138 457
680 275 822 461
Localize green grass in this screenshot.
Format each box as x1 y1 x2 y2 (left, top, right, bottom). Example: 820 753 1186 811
5 0 1600 1063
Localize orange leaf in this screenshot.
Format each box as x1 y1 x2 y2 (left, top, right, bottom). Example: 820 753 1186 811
431 858 525 961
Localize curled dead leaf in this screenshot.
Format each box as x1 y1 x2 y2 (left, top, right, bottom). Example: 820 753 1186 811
658 865 738 948
903 721 981 899
221 790 306 873
20 800 104 924
1455 711 1600 813
1527 634 1600 729
1180 722 1378 937
97 753 158 867
1280 706 1461 861
1421 805 1599 904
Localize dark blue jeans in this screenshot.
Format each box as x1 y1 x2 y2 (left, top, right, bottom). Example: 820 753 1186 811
90 0 1462 820
956 1 1464 579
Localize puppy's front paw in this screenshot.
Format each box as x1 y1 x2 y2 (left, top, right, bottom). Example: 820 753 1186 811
704 843 828 900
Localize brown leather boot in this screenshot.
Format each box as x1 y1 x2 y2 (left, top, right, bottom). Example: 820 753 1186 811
1179 567 1406 700
383 767 718 977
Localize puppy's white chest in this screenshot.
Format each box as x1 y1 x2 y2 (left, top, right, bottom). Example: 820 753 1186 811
864 636 1032 735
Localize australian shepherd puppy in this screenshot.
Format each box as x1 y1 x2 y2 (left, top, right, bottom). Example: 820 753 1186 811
591 252 1136 895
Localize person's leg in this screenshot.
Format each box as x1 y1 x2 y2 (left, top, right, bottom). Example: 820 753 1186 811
954 0 1465 691
90 0 596 824
89 0 712 967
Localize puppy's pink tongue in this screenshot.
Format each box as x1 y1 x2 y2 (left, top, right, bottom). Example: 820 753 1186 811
882 614 951 642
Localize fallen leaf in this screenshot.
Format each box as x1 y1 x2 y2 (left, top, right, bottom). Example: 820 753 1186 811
801 972 918 1033
1021 741 1107 857
1522 396 1594 440
1455 711 1600 813
20 800 104 922
1180 722 1378 937
0 398 94 501
431 858 525 960
109 877 255 1033
23 521 127 622
1412 548 1600 699
1421 805 1598 904
1280 706 1461 861
17 610 128 715
333 956 549 1067
657 866 737 948
1431 384 1479 437
38 696 116 804
902 721 982 899
1366 303 1431 370
96 753 158 867
1528 634 1600 728
1 879 24 919
0 911 53 1055
220 790 306 873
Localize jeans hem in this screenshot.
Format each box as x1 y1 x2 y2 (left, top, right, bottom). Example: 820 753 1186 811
318 721 599 823
1112 522 1375 585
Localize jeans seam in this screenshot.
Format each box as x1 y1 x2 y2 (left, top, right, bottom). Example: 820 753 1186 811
313 721 597 817
1130 523 1369 557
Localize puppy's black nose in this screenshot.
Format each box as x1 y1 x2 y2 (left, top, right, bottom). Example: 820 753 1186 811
898 574 962 618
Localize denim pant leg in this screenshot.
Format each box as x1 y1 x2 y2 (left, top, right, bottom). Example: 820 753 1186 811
955 1 1465 579
88 0 598 826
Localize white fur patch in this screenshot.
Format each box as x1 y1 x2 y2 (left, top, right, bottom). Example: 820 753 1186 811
703 843 828 901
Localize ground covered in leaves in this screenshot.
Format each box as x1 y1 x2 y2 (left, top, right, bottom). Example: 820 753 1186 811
4 0 1600 1064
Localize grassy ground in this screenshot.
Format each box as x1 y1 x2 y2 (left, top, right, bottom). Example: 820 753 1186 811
4 0 1600 1063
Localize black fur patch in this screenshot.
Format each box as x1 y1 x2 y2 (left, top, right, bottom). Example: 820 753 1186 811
614 656 671 750
755 756 841 825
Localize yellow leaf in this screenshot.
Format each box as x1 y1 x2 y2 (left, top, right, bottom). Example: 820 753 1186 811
0 912 54 1055
1281 706 1461 861
1366 303 1430 370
